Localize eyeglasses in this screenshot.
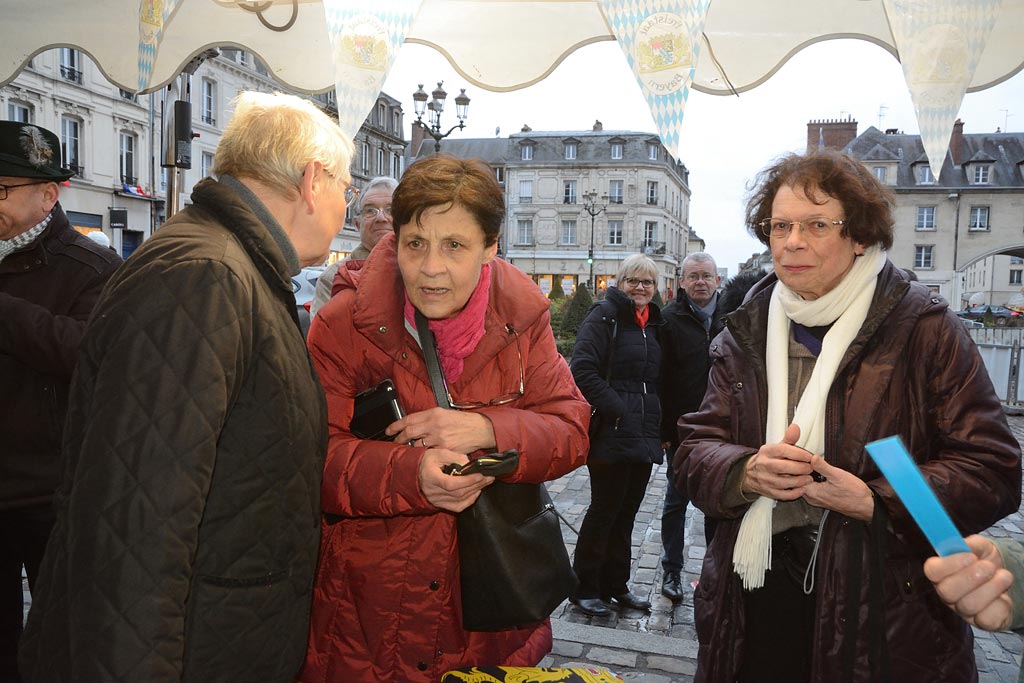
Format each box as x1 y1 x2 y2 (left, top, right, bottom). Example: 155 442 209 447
343 184 360 203
443 325 525 410
0 180 51 200
359 206 392 220
623 276 655 289
758 217 845 239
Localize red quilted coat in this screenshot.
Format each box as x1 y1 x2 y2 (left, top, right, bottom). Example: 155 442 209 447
299 234 589 683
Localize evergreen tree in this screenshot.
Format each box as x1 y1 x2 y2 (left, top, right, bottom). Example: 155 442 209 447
652 289 664 308
561 285 594 338
548 282 565 302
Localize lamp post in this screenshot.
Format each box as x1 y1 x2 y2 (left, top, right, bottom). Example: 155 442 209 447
582 189 608 293
412 81 470 153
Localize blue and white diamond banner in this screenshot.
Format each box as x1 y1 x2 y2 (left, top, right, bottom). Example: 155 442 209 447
599 0 710 160
138 0 182 92
883 0 1003 179
322 0 423 142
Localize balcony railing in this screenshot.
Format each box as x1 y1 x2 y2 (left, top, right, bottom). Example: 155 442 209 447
643 242 667 255
68 164 84 178
121 175 137 186
60 65 83 83
201 113 217 126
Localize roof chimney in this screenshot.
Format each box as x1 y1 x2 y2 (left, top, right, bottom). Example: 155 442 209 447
410 122 426 158
593 120 603 131
806 116 858 152
520 124 532 133
949 119 965 166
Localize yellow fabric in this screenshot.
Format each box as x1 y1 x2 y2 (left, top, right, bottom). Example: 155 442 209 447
441 666 621 682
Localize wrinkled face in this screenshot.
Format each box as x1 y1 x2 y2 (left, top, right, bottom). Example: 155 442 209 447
770 184 865 300
0 176 57 240
681 259 720 307
308 175 350 264
355 186 394 250
620 271 656 310
397 203 497 320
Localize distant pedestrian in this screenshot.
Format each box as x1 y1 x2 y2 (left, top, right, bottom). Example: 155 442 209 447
657 252 723 601
0 120 121 681
20 92 355 683
570 254 663 617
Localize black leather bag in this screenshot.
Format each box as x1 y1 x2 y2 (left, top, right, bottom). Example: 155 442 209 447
415 312 578 631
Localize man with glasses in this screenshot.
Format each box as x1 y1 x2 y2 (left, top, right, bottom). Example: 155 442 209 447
310 175 397 316
658 252 723 601
0 121 121 681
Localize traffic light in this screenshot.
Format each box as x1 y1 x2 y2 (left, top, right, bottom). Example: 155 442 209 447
587 256 593 265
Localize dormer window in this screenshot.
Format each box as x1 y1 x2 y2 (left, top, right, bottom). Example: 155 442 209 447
973 164 991 184
647 143 658 160
916 165 934 184
564 142 577 160
611 142 623 159
521 143 533 161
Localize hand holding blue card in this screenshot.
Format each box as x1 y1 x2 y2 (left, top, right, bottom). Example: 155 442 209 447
865 435 970 557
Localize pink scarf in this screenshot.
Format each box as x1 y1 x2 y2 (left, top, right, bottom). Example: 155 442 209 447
404 263 491 384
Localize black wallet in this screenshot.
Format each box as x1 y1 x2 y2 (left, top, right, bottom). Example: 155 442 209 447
350 379 405 440
443 449 520 477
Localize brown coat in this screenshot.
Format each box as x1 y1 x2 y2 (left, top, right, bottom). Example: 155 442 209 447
678 261 1021 683
300 233 589 683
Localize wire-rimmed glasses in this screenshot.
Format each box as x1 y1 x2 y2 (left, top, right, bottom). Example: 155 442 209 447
758 217 845 239
443 325 524 409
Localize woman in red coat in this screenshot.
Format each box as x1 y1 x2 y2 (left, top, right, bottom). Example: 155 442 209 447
299 155 590 683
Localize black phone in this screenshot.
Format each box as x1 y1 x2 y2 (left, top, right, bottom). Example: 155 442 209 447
350 380 404 441
443 449 520 477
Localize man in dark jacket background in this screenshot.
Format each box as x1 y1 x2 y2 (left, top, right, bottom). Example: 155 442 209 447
657 252 723 601
0 121 121 680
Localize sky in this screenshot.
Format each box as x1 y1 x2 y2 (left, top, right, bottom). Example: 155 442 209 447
382 38 1024 276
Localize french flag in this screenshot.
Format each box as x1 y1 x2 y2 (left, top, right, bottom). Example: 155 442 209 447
122 183 150 197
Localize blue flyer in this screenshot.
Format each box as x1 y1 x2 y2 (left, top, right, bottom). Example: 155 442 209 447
865 435 970 556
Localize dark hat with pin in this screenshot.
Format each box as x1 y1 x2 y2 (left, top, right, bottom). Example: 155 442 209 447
0 121 73 181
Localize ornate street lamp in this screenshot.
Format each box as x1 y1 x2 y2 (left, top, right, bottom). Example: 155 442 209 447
582 189 608 293
412 81 470 153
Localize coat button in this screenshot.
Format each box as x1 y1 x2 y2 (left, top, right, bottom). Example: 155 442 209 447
402 352 408 360
735 382 743 390
417 661 428 671
378 326 388 334
429 581 440 591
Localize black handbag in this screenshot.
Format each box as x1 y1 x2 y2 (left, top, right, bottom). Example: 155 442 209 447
414 312 578 631
588 316 617 440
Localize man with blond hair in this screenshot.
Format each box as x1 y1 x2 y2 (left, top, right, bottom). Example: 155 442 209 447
21 92 355 683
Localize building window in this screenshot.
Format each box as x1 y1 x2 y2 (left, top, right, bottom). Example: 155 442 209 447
969 206 990 230
377 148 386 175
118 89 137 102
7 102 30 123
914 245 934 269
234 50 248 66
644 221 657 246
377 103 386 128
521 144 533 161
391 153 402 179
646 181 658 205
519 179 532 203
1011 270 1023 286
494 167 505 184
61 117 81 176
255 59 269 77
611 142 623 160
516 219 533 245
360 141 370 172
915 206 936 231
60 48 82 83
202 151 215 179
917 165 934 184
560 219 577 245
563 180 577 204
564 142 577 160
201 79 216 126
873 166 887 183
608 219 623 245
647 143 658 160
1011 256 1024 265
392 110 401 135
609 179 624 204
119 132 136 185
973 164 991 184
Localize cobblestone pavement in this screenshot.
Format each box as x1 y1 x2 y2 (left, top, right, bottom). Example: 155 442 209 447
21 418 1024 682
539 414 1024 682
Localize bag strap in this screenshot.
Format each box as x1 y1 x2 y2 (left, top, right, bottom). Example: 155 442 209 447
414 311 453 410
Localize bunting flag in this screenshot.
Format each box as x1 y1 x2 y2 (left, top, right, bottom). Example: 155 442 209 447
883 0 1003 178
137 0 181 92
322 0 423 141
599 0 710 160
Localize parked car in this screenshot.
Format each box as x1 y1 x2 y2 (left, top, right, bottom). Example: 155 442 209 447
292 266 324 338
960 318 985 329
956 304 1022 327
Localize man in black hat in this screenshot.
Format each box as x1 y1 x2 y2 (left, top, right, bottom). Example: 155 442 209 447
0 120 121 679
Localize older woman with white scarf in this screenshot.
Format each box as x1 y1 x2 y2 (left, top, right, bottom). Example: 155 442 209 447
677 150 1021 683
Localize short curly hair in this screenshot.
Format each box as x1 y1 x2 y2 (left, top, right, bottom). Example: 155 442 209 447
745 150 894 250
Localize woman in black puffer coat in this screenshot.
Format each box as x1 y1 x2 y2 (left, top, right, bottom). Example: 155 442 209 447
569 253 663 617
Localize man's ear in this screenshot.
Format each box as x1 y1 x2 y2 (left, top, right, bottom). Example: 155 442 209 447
299 161 322 213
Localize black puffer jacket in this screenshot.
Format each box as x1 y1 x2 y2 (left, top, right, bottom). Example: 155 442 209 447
571 286 663 464
20 179 327 683
0 205 120 510
679 262 1021 682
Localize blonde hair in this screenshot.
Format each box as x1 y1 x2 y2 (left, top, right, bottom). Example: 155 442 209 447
213 91 355 198
615 253 658 283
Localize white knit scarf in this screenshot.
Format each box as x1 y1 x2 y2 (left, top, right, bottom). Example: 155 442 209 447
732 245 887 589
